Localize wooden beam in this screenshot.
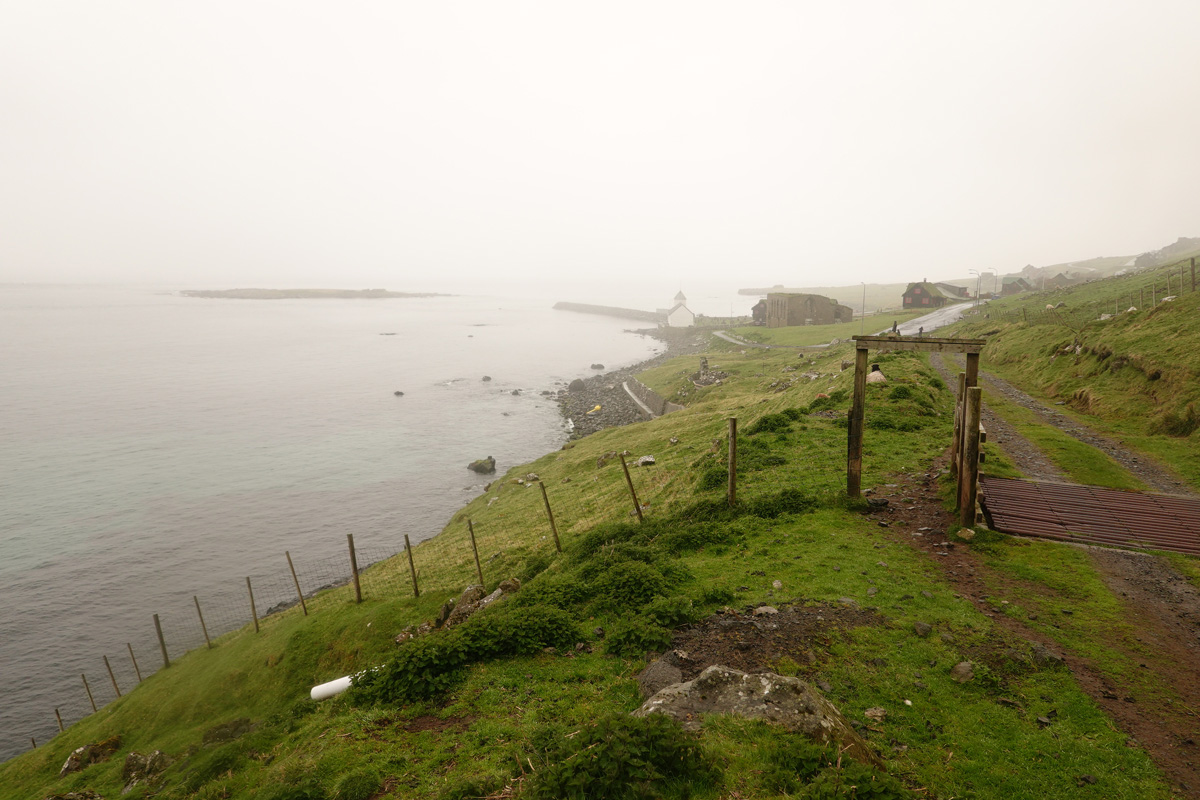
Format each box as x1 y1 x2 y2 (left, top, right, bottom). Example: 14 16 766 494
851 335 986 354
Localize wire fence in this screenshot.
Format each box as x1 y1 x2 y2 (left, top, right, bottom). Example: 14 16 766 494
13 440 701 759
963 256 1197 329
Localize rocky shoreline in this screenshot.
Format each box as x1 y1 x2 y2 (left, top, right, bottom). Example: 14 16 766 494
556 326 712 439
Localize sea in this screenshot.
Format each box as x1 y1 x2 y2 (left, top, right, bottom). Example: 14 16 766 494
0 281 747 761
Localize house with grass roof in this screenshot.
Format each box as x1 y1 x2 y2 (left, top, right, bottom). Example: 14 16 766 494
901 280 951 309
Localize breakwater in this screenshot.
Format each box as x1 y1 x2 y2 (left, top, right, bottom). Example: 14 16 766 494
553 301 664 323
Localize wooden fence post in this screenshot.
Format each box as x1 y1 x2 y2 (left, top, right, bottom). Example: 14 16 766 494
103 655 121 698
619 454 644 522
246 577 260 632
153 614 169 668
467 519 484 586
30 737 36 750
727 418 737 507
194 596 212 648
81 674 97 713
285 552 308 615
846 346 869 497
950 373 966 479
55 708 64 733
347 534 362 603
127 643 142 683
539 482 563 553
959 387 983 527
404 534 420 598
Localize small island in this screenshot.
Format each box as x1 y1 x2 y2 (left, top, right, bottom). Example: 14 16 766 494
180 288 449 300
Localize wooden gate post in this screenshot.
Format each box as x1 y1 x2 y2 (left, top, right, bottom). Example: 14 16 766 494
847 346 869 497
959 387 983 527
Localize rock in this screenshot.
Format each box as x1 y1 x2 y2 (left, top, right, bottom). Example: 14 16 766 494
524 473 540 482
956 527 976 541
921 590 933 599
867 587 878 597
940 632 955 645
433 599 456 628
511 389 521 396
122 750 171 794
950 662 974 683
636 455 656 467
590 363 605 370
1031 642 1065 667
498 578 521 594
863 707 886 722
637 660 683 698
596 451 618 468
393 390 404 396
669 437 679 445
633 665 882 768
482 375 492 382
754 606 779 616
913 622 932 638
467 456 496 474
59 735 123 777
568 378 586 393
41 792 105 800
772 580 782 589
867 498 888 508
838 597 857 606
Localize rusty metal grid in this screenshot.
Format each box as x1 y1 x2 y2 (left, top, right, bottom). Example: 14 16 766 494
980 476 1200 557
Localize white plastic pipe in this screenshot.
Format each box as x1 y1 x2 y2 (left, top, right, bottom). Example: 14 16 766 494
310 675 353 701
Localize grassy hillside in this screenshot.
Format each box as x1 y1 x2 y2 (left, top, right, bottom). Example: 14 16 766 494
947 254 1200 490
1 324 1187 800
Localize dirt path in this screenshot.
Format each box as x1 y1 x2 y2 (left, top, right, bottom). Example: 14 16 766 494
868 464 1200 798
930 353 1195 496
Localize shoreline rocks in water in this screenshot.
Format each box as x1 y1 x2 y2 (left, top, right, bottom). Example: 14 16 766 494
467 456 496 474
557 327 710 440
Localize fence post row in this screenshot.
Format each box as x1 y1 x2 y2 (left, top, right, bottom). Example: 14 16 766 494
404 534 420 598
539 482 563 553
81 673 96 713
127 643 142 683
347 534 362 604
285 551 308 616
727 418 738 507
247 578 260 633
467 519 485 587
195 595 213 648
619 453 644 522
153 614 170 669
103 655 121 698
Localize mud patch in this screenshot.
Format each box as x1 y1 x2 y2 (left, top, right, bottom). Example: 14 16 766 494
666 603 885 680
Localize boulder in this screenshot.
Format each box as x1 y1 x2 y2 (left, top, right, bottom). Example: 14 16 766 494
950 661 975 683
467 456 496 474
590 363 605 370
635 455 656 467
637 660 683 698
482 375 492 382
633 665 881 768
59 736 122 777
122 750 171 794
568 378 586 393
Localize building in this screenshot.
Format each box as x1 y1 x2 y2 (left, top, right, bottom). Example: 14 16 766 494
901 280 951 309
662 290 695 327
999 277 1032 296
751 299 767 325
765 293 854 327
934 282 971 300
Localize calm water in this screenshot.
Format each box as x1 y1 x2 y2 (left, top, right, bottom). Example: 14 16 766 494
0 284 670 760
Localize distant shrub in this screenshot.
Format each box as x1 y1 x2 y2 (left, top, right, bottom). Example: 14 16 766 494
747 488 818 518
697 466 726 491
603 619 673 657
928 376 946 390
888 385 913 400
746 413 793 435
808 389 849 413
699 586 735 606
524 714 719 800
592 561 669 610
783 407 805 420
1148 404 1199 438
645 595 698 628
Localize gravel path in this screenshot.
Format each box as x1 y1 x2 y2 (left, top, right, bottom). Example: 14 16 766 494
931 352 1195 496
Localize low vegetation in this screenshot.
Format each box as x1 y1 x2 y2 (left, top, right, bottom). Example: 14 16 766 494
2 308 1192 799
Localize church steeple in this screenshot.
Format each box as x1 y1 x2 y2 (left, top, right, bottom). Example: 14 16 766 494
674 290 687 304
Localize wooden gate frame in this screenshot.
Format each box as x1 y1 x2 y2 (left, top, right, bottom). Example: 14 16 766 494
847 335 985 518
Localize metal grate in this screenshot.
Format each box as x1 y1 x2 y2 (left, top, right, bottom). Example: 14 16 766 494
980 476 1200 556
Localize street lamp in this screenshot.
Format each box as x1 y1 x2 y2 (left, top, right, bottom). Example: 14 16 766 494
969 270 980 306
860 282 866 334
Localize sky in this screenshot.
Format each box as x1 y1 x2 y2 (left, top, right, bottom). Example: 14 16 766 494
2 1 1198 293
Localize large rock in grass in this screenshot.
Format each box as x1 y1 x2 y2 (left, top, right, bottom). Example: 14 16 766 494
123 750 171 794
59 736 122 777
632 665 881 768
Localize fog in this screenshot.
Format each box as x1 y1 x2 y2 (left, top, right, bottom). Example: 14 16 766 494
2 1 1198 293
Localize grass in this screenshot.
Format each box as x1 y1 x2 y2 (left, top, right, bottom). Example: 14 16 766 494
0 318 1185 800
